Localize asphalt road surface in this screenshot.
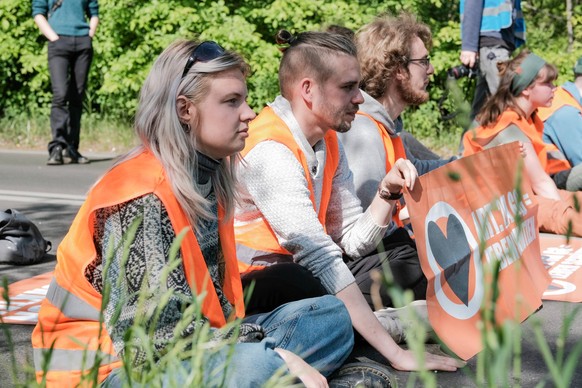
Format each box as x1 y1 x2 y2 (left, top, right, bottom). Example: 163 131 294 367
0 149 117 386
1 149 581 387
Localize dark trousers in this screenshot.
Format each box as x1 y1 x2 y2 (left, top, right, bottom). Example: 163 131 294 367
241 227 427 314
344 227 427 309
241 262 327 316
47 35 93 153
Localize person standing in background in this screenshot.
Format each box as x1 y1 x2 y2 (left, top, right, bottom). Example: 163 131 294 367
32 0 99 165
458 0 525 151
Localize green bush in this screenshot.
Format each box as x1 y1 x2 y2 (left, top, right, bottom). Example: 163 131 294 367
1 0 582 152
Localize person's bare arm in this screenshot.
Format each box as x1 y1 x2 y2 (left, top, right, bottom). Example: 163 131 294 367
488 127 561 200
336 283 464 371
521 142 561 200
33 14 59 41
89 16 99 37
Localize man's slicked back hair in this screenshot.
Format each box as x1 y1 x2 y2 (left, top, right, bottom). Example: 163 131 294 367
277 30 357 98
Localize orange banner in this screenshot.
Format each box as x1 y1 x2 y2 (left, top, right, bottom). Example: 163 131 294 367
0 271 52 325
404 142 551 360
540 233 582 302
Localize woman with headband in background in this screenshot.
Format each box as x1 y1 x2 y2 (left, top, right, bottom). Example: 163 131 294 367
463 50 582 237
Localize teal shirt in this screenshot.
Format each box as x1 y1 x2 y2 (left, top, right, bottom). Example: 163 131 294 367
32 0 99 37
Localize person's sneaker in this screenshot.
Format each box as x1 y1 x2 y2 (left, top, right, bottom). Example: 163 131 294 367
62 147 90 164
374 300 431 344
328 357 396 388
46 145 64 165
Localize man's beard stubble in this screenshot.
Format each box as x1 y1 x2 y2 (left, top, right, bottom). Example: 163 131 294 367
326 104 358 133
397 75 429 106
333 121 352 133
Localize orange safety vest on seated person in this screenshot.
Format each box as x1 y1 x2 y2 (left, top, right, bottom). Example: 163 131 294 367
235 106 340 272
536 86 582 122
31 151 244 387
356 111 407 227
462 110 571 174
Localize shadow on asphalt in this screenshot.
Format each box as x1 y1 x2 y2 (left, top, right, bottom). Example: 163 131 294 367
85 156 117 163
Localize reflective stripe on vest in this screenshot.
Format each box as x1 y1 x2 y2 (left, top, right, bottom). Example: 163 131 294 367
32 295 121 384
34 348 118 373
44 277 101 321
462 110 571 174
235 106 340 265
537 86 582 122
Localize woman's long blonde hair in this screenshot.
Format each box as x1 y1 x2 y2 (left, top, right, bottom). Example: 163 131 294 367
108 39 250 226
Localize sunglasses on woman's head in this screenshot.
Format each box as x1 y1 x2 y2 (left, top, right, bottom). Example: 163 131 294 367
181 41 225 79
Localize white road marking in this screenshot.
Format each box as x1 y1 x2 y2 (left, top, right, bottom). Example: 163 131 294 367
0 190 85 206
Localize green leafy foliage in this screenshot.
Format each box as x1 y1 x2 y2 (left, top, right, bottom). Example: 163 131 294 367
1 0 581 152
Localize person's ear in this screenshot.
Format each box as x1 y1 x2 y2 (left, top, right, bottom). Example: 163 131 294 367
395 65 407 81
176 96 194 124
299 78 316 105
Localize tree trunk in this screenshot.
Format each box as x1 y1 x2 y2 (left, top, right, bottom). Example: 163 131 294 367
567 0 574 52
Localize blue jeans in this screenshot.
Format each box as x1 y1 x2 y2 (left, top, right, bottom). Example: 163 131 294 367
102 295 353 387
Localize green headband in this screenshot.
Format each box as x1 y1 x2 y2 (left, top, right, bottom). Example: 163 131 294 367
510 53 546 96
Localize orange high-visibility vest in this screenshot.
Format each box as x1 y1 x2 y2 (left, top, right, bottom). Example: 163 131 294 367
462 110 571 174
31 151 244 386
356 111 407 226
537 86 582 122
235 106 339 271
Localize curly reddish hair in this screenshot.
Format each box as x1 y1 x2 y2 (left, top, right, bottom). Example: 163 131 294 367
356 13 432 99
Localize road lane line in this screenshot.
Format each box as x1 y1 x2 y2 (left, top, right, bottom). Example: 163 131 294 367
0 190 85 206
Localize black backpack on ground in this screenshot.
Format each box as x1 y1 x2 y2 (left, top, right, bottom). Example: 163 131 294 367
0 209 52 265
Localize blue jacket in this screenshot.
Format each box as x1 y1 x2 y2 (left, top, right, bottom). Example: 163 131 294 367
542 82 582 166
461 0 525 52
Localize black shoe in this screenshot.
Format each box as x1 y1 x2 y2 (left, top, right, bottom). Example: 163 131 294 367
328 358 396 388
47 146 64 165
63 148 90 164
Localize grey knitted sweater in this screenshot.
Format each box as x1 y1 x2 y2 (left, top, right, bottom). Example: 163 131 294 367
338 90 451 211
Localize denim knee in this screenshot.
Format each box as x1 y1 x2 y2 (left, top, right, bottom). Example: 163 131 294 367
311 294 353 336
305 295 354 375
275 295 354 376
243 295 353 376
